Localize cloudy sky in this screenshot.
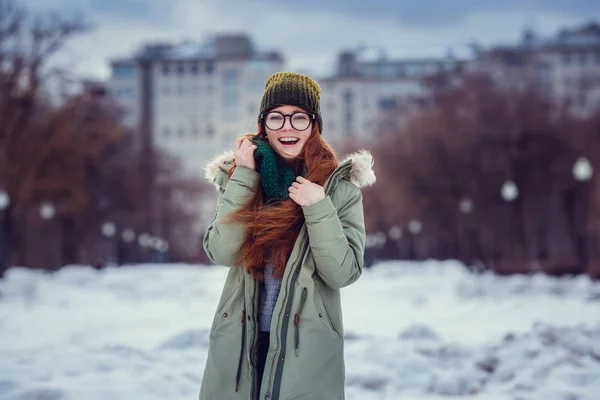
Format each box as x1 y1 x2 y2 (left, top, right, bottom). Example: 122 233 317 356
25 0 598 80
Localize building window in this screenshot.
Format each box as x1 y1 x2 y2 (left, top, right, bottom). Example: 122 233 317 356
207 125 214 138
579 53 587 65
112 65 135 79
178 85 185 96
191 62 199 74
162 63 170 75
596 52 600 64
223 69 239 120
342 90 354 134
115 87 136 99
177 63 185 75
206 62 214 74
192 127 200 138
563 53 571 65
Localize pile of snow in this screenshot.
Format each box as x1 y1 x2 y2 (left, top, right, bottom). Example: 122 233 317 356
0 260 599 399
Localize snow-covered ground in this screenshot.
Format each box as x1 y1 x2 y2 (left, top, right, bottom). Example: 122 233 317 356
1 260 599 400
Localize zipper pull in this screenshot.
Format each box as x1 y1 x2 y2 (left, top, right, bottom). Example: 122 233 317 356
294 288 308 357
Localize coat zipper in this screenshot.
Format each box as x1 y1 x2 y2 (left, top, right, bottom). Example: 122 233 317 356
235 308 246 392
265 161 352 400
250 279 260 399
294 287 308 357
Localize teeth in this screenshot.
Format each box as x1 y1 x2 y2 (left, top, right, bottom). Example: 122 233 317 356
279 137 299 143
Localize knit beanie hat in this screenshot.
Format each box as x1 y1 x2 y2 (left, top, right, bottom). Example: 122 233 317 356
259 72 323 133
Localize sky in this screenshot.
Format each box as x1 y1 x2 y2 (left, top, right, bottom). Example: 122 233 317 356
23 0 599 80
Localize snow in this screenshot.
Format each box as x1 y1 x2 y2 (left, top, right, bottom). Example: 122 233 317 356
1 260 599 400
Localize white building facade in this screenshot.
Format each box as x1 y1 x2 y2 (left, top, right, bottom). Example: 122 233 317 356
319 50 463 146
474 22 600 115
108 35 284 178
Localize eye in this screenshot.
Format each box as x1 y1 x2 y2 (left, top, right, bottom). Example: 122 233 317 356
267 114 283 121
292 114 309 122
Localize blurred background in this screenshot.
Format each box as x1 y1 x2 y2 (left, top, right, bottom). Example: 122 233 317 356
1 1 600 399
0 0 599 277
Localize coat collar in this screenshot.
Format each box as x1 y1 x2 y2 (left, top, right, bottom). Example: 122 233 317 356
204 149 376 189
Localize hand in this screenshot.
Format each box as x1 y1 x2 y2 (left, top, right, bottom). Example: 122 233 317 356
288 176 326 207
233 136 257 170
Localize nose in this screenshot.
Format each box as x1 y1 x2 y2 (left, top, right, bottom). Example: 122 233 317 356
282 116 294 131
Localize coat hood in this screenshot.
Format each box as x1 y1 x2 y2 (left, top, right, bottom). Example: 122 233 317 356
204 149 376 189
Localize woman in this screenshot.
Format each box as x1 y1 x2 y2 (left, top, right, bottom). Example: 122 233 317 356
200 72 375 400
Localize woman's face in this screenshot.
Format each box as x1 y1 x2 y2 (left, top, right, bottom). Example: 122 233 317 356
263 105 313 163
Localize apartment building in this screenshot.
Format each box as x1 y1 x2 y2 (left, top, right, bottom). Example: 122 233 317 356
318 49 463 145
473 22 600 114
108 34 284 177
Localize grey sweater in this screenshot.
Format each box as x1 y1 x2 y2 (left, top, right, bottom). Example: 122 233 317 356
258 262 282 332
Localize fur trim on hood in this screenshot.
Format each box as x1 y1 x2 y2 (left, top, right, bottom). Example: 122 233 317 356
204 150 376 189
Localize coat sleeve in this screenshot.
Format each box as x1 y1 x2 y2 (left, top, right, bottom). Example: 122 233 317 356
302 180 365 289
203 166 260 266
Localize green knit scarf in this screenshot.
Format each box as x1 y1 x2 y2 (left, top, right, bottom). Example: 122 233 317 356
251 136 300 202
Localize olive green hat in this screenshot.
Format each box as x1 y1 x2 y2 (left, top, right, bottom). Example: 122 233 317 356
258 72 323 133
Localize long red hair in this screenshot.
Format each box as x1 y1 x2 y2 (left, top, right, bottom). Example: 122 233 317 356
224 123 338 280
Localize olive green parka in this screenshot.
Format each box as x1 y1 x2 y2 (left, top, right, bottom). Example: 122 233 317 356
200 150 375 400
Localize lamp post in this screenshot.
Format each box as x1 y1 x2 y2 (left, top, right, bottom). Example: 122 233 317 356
0 190 10 277
388 226 402 259
407 219 422 260
458 197 474 263
138 233 151 262
501 180 519 258
572 157 594 274
121 228 136 264
102 222 116 266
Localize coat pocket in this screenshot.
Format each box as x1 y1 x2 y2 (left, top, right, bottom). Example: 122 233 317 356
210 279 245 339
312 276 341 338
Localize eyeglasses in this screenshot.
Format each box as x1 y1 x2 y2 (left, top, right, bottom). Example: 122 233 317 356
260 111 314 131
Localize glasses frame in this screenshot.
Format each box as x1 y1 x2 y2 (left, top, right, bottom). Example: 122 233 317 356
260 111 315 131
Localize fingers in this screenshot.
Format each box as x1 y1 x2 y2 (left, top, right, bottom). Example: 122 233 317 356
234 136 245 150
235 136 254 150
296 176 309 183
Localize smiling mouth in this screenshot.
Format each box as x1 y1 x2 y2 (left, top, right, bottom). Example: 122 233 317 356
278 137 300 146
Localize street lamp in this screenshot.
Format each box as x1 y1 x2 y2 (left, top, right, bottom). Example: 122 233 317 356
573 157 593 182
501 180 519 202
388 226 402 259
121 228 136 243
101 222 117 266
102 222 116 238
119 228 136 264
459 197 473 214
0 190 9 210
407 219 422 260
572 157 594 274
408 219 423 235
388 226 402 241
39 202 55 220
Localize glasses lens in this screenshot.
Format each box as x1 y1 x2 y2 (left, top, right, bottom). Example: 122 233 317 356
265 112 284 130
291 113 311 131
